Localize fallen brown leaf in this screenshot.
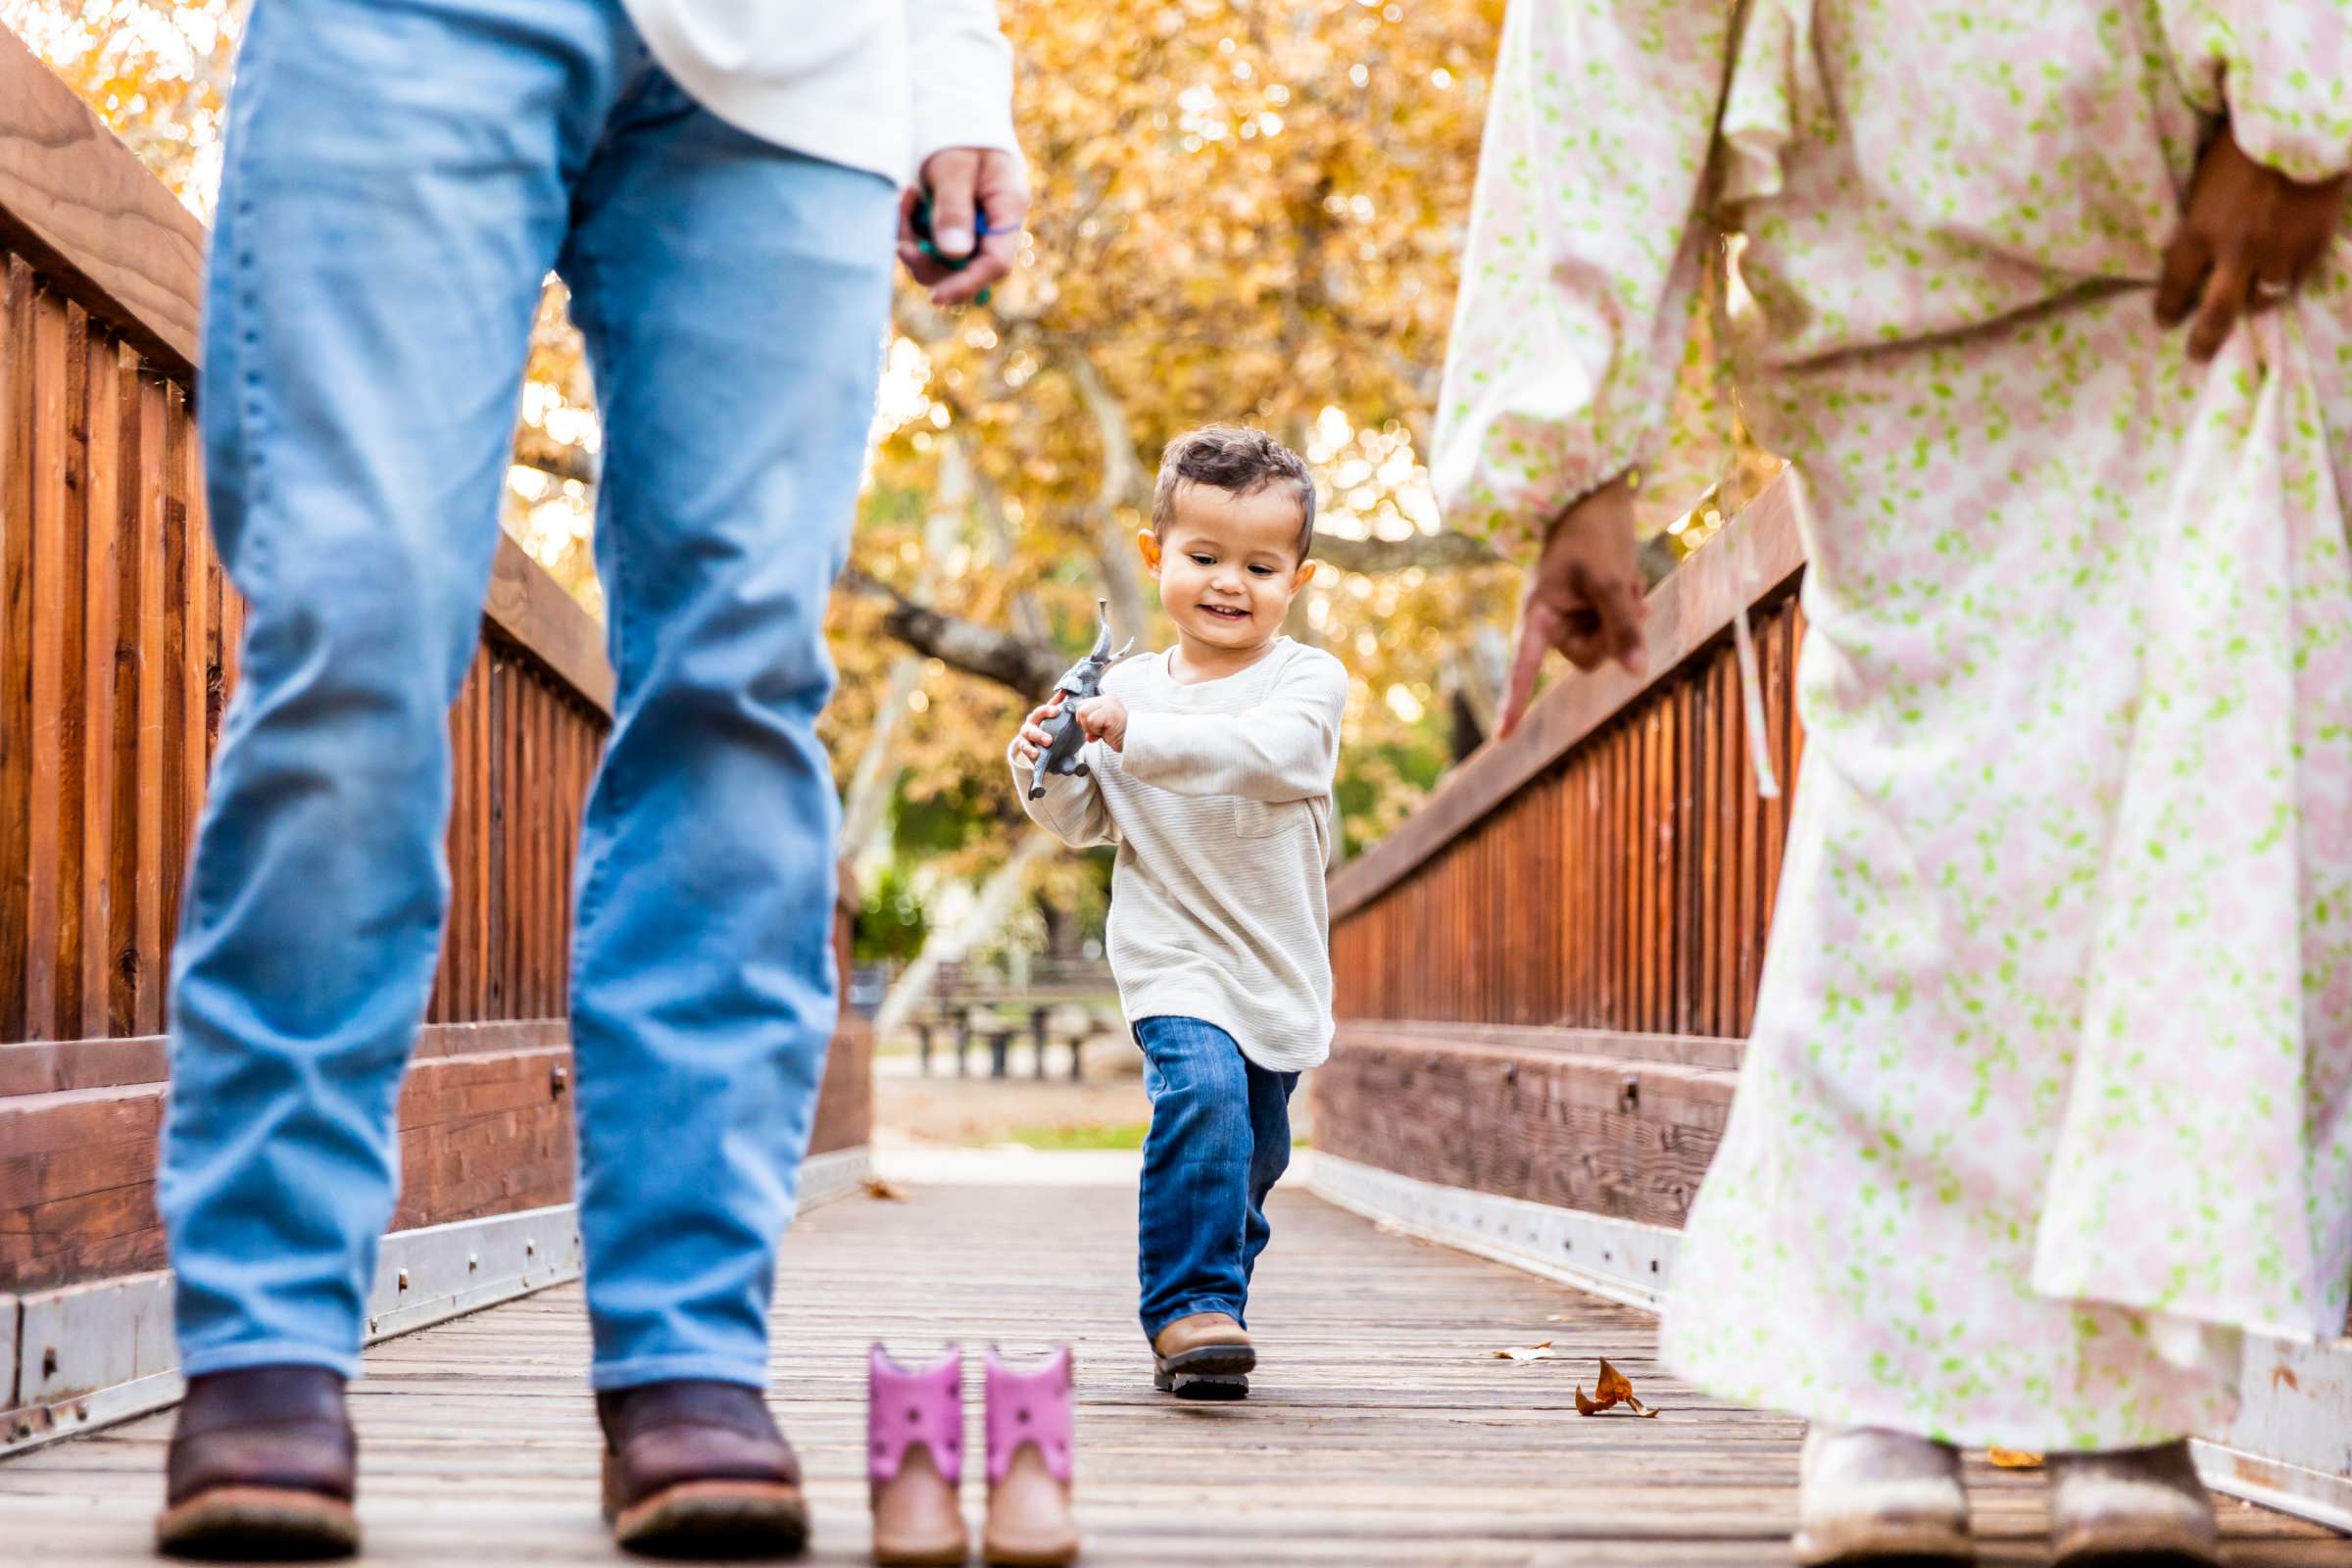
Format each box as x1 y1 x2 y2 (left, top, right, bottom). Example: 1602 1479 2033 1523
1575 1357 1664 1417
1494 1341 1556 1362
862 1176 908 1201
1986 1448 2042 1469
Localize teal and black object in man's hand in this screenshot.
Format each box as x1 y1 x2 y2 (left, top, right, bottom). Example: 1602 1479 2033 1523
897 147 1028 308
912 196 992 306
911 197 989 269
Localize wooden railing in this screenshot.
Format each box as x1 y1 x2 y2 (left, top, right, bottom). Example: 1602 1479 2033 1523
1309 481 1804 1239
1329 479 1806 1038
0 29 868 1447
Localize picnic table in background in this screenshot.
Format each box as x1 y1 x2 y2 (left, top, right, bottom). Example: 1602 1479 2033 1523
906 959 1122 1080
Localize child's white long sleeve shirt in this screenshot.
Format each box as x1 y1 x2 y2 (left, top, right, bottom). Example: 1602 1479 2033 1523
1009 639 1348 1072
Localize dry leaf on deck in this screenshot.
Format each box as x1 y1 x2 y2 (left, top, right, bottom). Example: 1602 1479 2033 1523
1494 1341 1556 1361
1575 1357 1664 1417
1986 1448 2042 1469
862 1176 908 1201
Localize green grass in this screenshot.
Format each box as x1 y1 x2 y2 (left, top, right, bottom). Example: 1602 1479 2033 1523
1001 1121 1152 1151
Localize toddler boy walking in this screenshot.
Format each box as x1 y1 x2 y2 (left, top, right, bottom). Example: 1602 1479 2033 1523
1010 425 1347 1398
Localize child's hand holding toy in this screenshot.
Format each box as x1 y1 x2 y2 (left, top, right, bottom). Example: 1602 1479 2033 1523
1076 696 1129 753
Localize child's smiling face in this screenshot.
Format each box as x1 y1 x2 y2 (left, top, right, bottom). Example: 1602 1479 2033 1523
1143 482 1316 656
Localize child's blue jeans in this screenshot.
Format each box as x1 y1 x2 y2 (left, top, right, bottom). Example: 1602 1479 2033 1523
159 0 895 1393
1133 1016 1299 1340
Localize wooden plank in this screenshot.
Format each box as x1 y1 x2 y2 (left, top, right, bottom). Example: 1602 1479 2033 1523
1310 1027 1737 1231
0 31 207 377
442 679 470 1026
556 698 579 1007
1329 477 1806 922
533 677 554 1017
0 256 27 1044
515 676 538 1020
1594 735 1616 1028
1758 602 1789 947
469 657 493 1021
51 303 90 1040
174 387 206 956
503 663 527 1017
481 536 614 716
485 657 509 1020
134 372 167 1032
74 317 117 1041
1331 1019 1743 1072
217 553 239 718
22 279 68 1039
200 485 221 772
119 363 166 1036
154 383 191 970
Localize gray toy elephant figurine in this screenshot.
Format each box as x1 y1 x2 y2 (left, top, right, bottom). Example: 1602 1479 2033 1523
1030 600 1135 800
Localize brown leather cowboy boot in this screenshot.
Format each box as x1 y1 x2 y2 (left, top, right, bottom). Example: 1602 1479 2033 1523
155 1365 360 1560
1150 1311 1254 1400
597 1380 808 1556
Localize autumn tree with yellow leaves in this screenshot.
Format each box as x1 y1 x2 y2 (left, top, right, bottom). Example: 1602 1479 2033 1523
10 0 1728 965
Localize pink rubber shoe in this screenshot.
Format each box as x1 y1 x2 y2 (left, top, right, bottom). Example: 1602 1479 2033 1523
981 1347 1078 1567
868 1346 967 1567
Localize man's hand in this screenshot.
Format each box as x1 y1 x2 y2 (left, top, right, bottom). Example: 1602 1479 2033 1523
1498 475 1648 738
1012 700 1062 766
900 147 1029 306
1076 695 1129 753
2158 125 2348 361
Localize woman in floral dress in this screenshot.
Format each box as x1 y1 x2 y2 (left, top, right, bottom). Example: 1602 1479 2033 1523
1434 3 2351 1562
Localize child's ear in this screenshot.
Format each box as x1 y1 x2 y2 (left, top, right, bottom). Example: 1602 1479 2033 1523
1291 559 1318 593
1136 527 1162 577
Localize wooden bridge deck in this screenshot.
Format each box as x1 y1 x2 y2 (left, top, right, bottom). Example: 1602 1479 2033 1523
3 1157 2347 1566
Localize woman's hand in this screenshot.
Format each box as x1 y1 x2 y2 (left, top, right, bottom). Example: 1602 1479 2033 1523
1011 700 1061 765
2158 125 2348 361
1076 696 1130 752
1498 475 1648 737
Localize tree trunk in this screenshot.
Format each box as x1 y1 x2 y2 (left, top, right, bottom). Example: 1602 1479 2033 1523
1066 353 1153 643
840 442 974 858
872 834 1056 1043
1036 892 1084 961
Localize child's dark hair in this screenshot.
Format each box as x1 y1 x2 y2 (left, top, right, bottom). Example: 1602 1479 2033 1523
1152 425 1316 560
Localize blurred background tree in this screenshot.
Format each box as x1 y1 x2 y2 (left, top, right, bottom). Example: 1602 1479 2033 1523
5 0 1773 982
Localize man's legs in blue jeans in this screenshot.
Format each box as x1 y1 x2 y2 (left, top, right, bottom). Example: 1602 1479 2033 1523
555 78 893 1391
162 0 892 1394
1133 1016 1299 1339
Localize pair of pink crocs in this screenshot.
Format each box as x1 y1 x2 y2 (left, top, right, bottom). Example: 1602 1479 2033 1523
868 1345 1077 1567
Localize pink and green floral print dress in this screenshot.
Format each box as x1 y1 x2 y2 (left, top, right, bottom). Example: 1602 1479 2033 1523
1436 0 2352 1448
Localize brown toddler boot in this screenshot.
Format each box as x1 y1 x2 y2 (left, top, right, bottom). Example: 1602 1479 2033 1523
1150 1311 1254 1400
